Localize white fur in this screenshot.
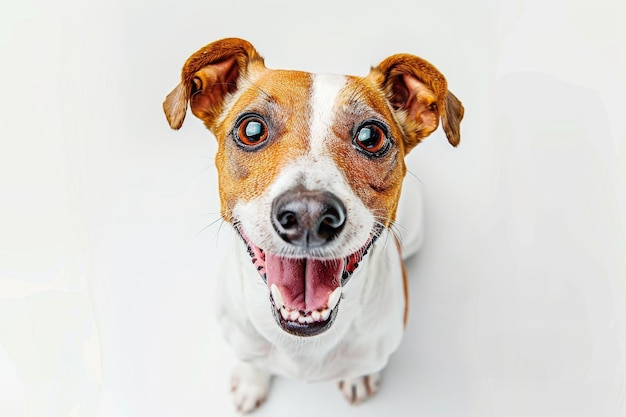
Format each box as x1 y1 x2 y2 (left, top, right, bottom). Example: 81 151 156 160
230 361 272 413
395 177 426 258
309 73 347 155
339 371 382 404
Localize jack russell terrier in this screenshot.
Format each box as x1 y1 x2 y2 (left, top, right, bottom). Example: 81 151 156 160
163 38 463 413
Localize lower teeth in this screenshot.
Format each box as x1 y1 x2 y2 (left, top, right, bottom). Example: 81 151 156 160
278 305 332 324
272 283 340 324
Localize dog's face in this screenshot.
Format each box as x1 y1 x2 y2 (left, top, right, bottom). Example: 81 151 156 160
164 38 463 337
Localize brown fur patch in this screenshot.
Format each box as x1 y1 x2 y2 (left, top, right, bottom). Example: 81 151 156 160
393 236 410 328
213 70 313 221
325 76 408 225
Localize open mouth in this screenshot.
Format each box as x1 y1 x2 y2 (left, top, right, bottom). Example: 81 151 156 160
238 229 377 337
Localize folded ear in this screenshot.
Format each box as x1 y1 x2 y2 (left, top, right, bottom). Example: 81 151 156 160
366 54 464 152
163 38 265 130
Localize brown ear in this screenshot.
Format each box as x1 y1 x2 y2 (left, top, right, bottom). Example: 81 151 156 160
163 38 266 130
366 54 464 151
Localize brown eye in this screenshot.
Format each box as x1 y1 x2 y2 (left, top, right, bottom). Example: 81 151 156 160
237 116 269 147
354 123 390 156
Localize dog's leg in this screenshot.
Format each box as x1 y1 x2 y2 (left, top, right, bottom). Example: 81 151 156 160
230 360 273 414
338 371 382 405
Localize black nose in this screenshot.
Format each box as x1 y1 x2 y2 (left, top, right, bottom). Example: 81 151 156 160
271 188 346 248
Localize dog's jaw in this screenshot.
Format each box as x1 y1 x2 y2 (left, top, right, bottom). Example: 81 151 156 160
237 226 379 336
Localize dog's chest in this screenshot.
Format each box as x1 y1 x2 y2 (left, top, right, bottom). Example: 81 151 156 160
216 230 407 382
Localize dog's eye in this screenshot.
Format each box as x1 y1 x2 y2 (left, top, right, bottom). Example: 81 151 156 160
236 116 269 148
354 123 390 157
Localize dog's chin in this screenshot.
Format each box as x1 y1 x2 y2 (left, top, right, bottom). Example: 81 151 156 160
236 228 378 337
270 301 340 337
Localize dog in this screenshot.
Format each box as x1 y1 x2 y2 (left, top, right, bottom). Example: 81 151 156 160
163 38 463 413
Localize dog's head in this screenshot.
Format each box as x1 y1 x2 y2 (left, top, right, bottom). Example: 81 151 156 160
164 38 463 337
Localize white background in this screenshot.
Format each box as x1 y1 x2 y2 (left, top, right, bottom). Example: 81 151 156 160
1 0 625 416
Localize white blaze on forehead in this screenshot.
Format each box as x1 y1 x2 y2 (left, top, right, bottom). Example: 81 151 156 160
309 73 347 154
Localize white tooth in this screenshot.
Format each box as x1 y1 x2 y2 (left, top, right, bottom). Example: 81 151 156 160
304 315 314 324
327 287 342 311
290 310 300 321
321 308 331 321
312 310 321 321
298 315 306 324
281 307 290 320
270 284 284 308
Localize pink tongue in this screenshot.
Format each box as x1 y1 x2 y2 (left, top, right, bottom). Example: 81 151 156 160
265 253 343 311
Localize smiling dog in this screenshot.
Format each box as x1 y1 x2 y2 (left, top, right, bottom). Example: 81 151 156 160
163 38 463 413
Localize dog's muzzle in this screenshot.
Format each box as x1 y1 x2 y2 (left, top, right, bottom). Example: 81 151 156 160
237 188 378 337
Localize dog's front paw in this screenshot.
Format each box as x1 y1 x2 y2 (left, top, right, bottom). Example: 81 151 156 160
230 362 272 414
338 372 382 405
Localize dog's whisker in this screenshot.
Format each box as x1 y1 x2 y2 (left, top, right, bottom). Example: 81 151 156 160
196 215 224 237
405 168 425 187
238 74 273 100
193 164 216 177
215 218 229 242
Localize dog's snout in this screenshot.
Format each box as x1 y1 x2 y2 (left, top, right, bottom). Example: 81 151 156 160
272 188 346 248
